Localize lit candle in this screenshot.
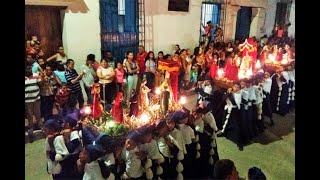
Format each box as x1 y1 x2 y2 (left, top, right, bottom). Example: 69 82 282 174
155 87 161 95
140 113 150 125
179 96 187 105
255 60 261 69
218 69 224 79
82 106 92 115
238 73 245 80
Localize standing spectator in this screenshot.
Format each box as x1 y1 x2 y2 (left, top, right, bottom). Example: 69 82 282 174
46 46 68 66
55 83 70 121
145 51 157 90
97 58 115 105
25 65 42 142
54 64 67 84
81 54 97 105
65 59 85 113
105 50 116 69
125 52 140 104
39 65 61 121
114 62 126 93
136 45 148 90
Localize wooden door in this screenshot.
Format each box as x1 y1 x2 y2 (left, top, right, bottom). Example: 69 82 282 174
25 5 64 59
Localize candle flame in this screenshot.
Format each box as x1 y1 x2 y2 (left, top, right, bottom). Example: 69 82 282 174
255 60 261 69
179 96 187 105
218 69 224 78
155 87 161 95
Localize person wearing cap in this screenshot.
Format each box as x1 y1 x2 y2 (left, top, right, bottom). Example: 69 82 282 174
121 131 145 179
44 119 81 179
195 76 213 105
173 111 196 179
247 166 266 180
137 125 164 179
166 118 186 180
78 144 114 180
61 115 83 178
154 119 172 179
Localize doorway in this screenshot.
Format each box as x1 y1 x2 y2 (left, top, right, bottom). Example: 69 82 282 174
25 6 64 58
235 6 252 42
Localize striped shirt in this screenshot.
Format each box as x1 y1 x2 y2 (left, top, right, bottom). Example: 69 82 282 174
25 76 41 103
65 69 82 93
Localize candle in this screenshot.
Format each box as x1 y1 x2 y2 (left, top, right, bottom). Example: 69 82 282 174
218 69 224 78
255 60 261 69
155 87 161 95
140 113 150 125
81 106 92 115
179 96 187 105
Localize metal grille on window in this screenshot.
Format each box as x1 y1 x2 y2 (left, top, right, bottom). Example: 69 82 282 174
100 0 139 63
199 0 226 43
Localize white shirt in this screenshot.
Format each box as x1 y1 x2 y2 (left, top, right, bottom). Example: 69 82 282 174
233 91 242 109
138 140 162 160
145 60 156 73
253 85 263 105
178 124 195 146
202 112 218 131
157 137 172 158
194 118 204 133
97 67 114 84
262 77 272 93
168 128 187 154
101 153 115 166
247 86 257 106
121 147 143 178
81 64 96 87
83 161 106 180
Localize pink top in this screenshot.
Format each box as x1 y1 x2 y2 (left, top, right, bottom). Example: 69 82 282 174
115 68 125 83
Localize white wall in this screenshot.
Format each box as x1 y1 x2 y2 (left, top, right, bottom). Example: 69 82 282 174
249 8 266 39
144 0 203 54
288 0 295 37
264 0 277 36
61 0 101 72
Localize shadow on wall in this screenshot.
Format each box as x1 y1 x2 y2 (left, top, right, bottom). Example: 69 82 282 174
145 0 201 16
66 0 89 13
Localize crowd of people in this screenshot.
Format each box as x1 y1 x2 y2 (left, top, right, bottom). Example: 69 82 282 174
25 30 294 179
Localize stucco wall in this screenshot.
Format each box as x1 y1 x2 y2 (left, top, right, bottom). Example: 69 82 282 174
144 0 203 54
61 0 101 72
288 0 295 37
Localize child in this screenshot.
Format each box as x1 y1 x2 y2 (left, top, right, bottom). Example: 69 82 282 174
44 119 77 179
166 118 186 180
129 89 139 117
61 115 83 178
115 62 125 94
111 92 124 123
55 83 70 122
139 79 151 111
121 131 145 179
77 144 113 180
173 111 196 179
138 125 164 179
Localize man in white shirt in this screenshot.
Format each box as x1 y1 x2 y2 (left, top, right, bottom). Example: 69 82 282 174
261 72 274 126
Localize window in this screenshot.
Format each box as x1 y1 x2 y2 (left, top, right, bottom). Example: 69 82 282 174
200 3 221 38
118 0 125 15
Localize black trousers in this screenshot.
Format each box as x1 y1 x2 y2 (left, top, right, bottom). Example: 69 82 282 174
40 95 55 121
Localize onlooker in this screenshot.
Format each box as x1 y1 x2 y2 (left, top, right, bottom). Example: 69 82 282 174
25 65 42 142
97 58 115 105
81 54 97 105
65 59 85 113
105 50 116 69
